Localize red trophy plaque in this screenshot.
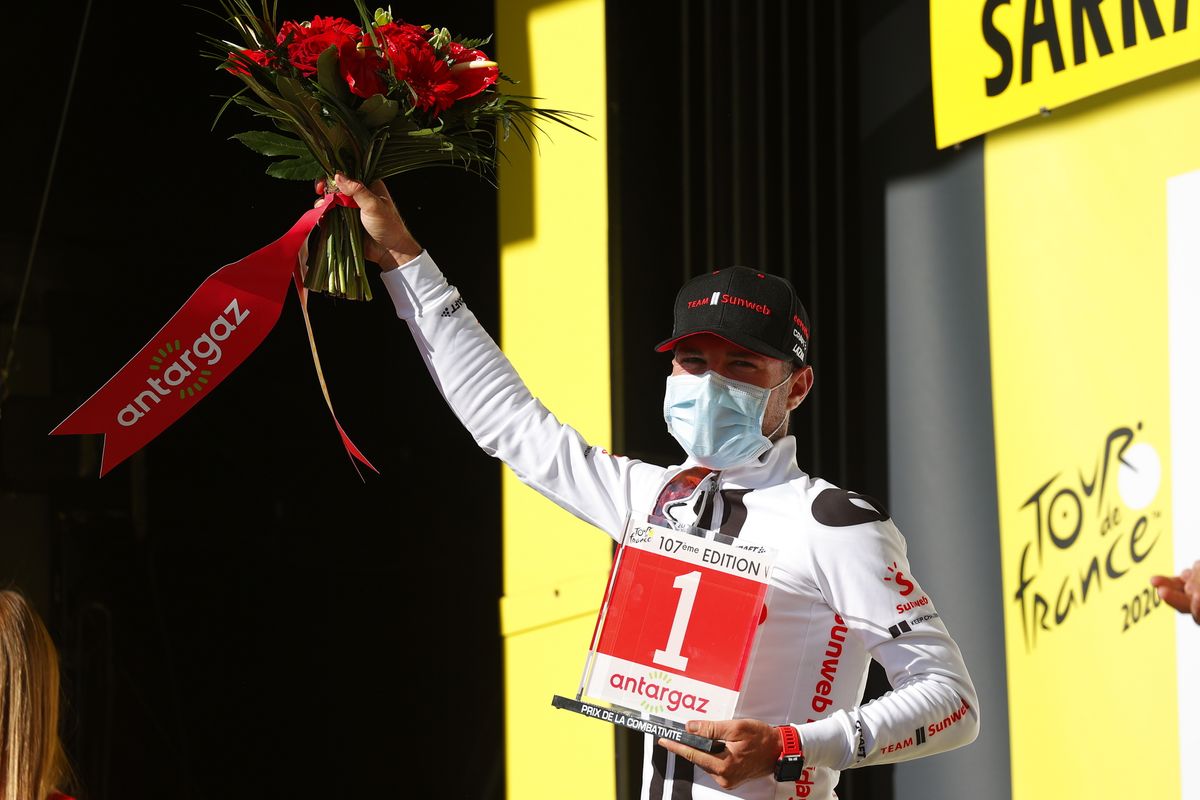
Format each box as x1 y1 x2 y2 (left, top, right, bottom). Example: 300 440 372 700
553 517 776 752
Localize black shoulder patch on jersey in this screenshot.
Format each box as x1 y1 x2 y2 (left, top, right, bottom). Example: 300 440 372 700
812 488 891 527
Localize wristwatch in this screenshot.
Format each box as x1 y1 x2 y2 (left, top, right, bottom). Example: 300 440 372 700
773 724 805 782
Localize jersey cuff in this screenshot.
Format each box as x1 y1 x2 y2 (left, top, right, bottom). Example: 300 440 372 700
380 249 451 319
799 713 857 770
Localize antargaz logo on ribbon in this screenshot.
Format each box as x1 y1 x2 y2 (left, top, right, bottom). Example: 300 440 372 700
118 299 250 427
52 196 374 477
150 342 213 400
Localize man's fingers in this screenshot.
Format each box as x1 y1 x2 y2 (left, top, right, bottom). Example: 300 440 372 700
368 179 395 204
657 738 720 772
333 173 371 201
335 173 396 218
657 738 692 761
688 718 753 741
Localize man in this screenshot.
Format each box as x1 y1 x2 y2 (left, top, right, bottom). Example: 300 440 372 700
1152 560 1200 625
326 173 980 799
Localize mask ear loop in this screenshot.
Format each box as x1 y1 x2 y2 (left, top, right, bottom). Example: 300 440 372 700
767 369 796 393
763 368 799 440
765 412 789 440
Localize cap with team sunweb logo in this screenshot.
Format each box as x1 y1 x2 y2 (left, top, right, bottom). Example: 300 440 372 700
655 266 811 367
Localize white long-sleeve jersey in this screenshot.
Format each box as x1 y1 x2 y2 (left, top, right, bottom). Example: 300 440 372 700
382 253 979 800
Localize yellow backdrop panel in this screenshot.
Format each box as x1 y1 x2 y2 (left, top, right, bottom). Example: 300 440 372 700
496 0 615 797
986 64 1200 799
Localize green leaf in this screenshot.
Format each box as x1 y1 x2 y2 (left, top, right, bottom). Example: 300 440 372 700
403 124 445 137
316 45 351 104
337 145 360 168
264 153 325 180
275 76 320 118
230 130 310 157
276 74 355 157
353 0 379 46
356 94 399 128
428 27 451 51
453 34 493 50
230 94 281 117
210 88 247 132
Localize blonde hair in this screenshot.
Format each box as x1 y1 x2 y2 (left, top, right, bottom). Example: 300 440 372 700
0 590 68 800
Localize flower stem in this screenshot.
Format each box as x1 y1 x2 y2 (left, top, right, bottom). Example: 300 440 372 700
304 205 372 301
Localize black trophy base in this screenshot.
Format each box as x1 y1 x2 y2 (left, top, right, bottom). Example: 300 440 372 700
551 695 726 754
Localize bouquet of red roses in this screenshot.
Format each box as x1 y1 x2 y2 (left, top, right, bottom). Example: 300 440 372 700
206 1 581 300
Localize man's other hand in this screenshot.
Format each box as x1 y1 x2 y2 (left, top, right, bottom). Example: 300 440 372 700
657 718 783 790
1151 559 1200 625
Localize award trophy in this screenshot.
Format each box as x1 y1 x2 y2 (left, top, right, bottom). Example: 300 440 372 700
552 515 777 753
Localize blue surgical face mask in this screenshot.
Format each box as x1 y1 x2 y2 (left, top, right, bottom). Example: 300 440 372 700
663 370 791 470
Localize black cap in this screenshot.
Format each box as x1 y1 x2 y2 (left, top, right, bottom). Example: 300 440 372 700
655 267 811 366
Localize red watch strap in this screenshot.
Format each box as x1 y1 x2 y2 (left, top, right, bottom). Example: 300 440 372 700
777 724 802 757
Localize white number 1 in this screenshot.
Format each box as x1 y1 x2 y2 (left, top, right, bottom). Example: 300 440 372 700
653 571 701 670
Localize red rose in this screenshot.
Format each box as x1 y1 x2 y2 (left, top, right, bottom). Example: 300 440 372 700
377 23 458 113
375 21 430 47
277 16 361 76
338 37 389 98
227 48 278 76
446 42 498 101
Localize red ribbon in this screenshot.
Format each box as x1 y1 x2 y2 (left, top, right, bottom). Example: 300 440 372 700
51 195 377 477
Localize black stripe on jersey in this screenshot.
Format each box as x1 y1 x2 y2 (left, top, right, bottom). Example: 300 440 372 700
648 743 696 800
697 488 753 535
888 620 911 638
916 726 927 745
670 754 694 800
649 742 668 800
696 497 714 531
718 488 751 537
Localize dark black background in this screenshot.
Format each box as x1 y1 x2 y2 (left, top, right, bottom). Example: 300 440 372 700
5 1 504 798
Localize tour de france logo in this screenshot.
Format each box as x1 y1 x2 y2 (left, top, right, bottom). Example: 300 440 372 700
1012 423 1165 651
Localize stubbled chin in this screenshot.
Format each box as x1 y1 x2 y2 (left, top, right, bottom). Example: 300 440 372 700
764 415 789 442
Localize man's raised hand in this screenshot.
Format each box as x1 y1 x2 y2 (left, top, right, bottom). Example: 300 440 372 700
314 174 422 270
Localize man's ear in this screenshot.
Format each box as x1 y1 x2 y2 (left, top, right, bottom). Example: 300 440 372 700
787 366 814 412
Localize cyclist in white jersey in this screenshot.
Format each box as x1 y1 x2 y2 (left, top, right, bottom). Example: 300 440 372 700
325 174 980 799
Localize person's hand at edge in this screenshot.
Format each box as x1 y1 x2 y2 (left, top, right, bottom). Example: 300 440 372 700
1150 559 1200 625
314 174 422 270
656 718 783 790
